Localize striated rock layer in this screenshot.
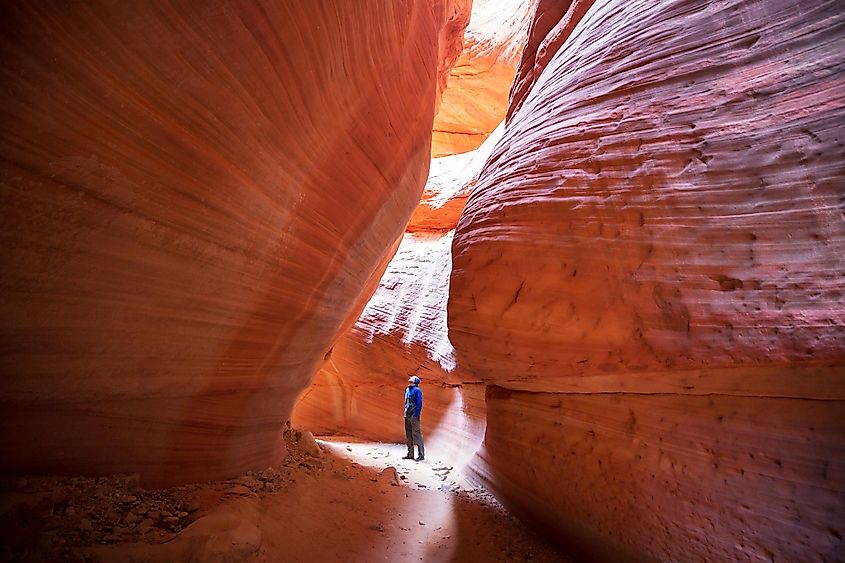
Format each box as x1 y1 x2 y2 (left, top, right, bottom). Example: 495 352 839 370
293 0 532 454
0 0 470 485
292 229 492 458
432 0 536 156
293 125 507 455
450 0 845 560
293 82 508 454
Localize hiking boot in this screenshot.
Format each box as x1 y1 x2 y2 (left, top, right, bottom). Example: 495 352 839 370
415 455 425 461
402 454 414 460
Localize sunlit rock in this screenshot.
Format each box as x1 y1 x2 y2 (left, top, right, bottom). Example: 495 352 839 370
292 127 506 454
432 0 537 156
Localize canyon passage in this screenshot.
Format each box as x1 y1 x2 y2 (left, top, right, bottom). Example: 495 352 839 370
1 1 843 562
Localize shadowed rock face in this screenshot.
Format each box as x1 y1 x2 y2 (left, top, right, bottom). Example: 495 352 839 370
0 0 470 485
450 0 845 560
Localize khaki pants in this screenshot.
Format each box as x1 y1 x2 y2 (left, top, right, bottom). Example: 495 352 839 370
404 416 424 457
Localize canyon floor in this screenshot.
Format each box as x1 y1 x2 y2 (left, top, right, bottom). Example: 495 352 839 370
0 432 572 562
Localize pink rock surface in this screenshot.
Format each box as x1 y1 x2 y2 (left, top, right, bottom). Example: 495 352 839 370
432 0 537 156
507 0 595 122
293 231 465 442
0 0 470 485
293 127 507 450
450 0 845 559
476 385 845 561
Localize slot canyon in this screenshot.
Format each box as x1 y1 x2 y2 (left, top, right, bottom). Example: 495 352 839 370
0 0 843 561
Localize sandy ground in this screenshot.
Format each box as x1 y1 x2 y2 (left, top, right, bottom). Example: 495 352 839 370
0 431 573 562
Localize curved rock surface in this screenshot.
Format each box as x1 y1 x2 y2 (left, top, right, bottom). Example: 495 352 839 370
410 123 504 233
432 0 536 156
0 0 470 485
293 126 507 454
292 137 502 456
450 0 845 560
294 230 461 443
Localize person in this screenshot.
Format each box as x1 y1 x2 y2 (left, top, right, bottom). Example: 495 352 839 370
403 375 425 461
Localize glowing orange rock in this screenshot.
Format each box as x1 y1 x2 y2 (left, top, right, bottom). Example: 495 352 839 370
432 0 537 156
0 0 470 485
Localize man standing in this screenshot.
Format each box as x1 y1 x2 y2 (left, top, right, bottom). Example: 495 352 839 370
403 375 425 461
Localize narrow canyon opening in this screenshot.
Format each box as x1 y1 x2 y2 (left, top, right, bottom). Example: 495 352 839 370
1 1 843 562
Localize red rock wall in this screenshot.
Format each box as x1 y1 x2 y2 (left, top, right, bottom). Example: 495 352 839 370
293 231 463 443
292 0 533 458
450 0 845 560
292 125 507 452
477 385 845 562
507 0 594 122
0 0 470 485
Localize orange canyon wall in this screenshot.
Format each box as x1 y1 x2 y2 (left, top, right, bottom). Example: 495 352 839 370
0 0 470 485
431 0 537 156
449 0 845 560
292 125 505 453
293 0 532 453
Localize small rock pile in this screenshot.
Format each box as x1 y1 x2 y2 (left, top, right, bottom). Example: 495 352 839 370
0 473 198 562
225 466 288 496
222 425 327 496
283 423 324 462
0 424 326 562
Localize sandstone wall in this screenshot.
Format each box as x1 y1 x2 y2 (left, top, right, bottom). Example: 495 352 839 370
449 0 845 560
292 123 506 453
0 0 470 485
432 0 537 156
293 231 463 443
292 0 535 459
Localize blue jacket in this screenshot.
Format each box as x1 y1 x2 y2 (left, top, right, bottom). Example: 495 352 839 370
404 385 422 417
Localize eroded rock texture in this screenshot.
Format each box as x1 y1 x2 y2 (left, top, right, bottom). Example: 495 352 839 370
450 0 845 560
294 230 461 443
432 0 536 156
293 129 504 451
0 0 470 485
